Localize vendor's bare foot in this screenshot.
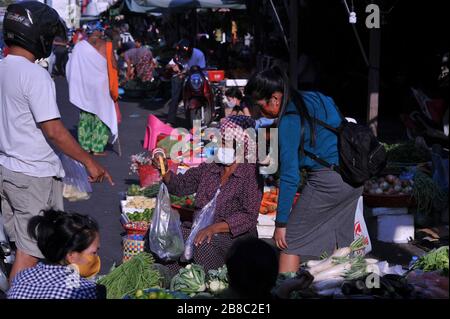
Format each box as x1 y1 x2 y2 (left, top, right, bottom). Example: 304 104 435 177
93 152 107 156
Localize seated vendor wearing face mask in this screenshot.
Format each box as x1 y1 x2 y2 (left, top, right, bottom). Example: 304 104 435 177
152 116 263 273
7 210 104 299
224 87 252 117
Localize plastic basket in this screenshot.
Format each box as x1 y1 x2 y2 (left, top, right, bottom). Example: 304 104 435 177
123 221 150 236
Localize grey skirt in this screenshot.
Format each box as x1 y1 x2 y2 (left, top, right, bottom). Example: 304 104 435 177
284 168 363 257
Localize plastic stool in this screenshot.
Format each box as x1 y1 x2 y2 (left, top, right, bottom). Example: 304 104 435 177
143 115 177 151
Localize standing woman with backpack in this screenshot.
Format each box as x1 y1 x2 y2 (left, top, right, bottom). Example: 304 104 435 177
245 67 364 273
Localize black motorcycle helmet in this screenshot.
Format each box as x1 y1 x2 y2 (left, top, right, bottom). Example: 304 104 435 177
176 39 193 60
2 1 67 59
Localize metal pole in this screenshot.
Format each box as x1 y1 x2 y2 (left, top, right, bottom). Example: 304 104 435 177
289 0 299 89
367 4 381 136
269 0 289 50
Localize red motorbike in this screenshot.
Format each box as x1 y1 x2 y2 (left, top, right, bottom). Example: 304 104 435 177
183 66 223 127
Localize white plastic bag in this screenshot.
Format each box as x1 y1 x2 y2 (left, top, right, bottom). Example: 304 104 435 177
149 184 185 261
181 189 220 262
57 152 92 201
354 196 372 255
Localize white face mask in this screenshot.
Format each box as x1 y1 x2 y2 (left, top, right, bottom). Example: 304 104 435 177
226 99 236 108
216 147 235 166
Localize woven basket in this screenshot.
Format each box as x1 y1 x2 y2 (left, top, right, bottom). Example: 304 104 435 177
123 238 146 262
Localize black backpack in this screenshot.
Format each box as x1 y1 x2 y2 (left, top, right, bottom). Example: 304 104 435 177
290 91 387 187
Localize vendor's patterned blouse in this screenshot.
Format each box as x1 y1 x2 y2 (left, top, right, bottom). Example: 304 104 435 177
166 163 263 237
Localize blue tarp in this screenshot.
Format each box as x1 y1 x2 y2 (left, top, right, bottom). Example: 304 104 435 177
125 0 246 12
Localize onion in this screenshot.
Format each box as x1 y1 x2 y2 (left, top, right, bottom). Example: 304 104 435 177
375 188 383 195
385 175 396 184
394 185 402 192
381 182 390 190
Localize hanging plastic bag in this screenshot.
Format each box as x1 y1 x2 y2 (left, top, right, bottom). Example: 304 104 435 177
354 196 372 256
149 183 184 261
181 189 220 262
57 152 92 201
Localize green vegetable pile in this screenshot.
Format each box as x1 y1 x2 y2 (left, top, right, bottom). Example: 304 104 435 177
412 171 448 216
413 246 449 276
127 184 143 196
97 253 162 299
383 142 431 164
142 183 161 198
127 183 161 198
170 264 206 295
170 194 195 209
127 208 154 222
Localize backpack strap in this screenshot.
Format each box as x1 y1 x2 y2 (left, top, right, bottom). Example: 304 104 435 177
283 96 340 171
304 150 338 171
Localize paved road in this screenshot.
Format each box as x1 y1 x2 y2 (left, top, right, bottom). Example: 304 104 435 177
55 76 172 273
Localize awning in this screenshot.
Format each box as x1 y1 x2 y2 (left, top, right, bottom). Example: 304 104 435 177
124 0 246 13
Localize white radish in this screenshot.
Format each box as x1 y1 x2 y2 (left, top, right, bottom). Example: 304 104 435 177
331 247 352 258
365 258 379 265
312 263 352 282
313 278 345 291
306 260 323 268
308 258 336 276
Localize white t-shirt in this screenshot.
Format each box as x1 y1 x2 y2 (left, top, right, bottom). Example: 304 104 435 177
120 32 134 45
0 55 64 178
169 48 206 70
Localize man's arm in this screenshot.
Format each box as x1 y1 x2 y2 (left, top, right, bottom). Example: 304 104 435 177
39 119 114 185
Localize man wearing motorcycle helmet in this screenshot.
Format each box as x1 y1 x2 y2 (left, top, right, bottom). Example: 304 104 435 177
0 1 114 284
166 39 206 126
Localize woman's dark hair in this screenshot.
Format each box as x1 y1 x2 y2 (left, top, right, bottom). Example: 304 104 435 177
226 238 278 299
28 210 99 264
241 96 262 119
245 66 317 147
225 87 243 100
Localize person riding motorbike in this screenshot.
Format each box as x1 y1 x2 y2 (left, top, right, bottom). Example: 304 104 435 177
166 39 206 126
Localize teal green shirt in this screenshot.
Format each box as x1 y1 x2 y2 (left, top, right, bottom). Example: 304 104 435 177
276 91 341 226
